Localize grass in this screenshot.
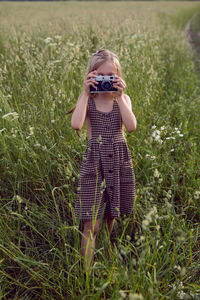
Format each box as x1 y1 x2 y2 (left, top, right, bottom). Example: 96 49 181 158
0 2 200 299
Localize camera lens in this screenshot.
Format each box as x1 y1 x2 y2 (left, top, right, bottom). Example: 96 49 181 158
101 80 111 91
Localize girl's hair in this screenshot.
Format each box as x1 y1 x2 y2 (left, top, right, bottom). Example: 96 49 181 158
86 49 122 77
66 49 121 116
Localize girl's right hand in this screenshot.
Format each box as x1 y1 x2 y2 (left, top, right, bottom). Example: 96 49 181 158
83 70 98 95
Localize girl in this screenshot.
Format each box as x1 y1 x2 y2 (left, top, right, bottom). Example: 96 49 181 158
70 49 136 271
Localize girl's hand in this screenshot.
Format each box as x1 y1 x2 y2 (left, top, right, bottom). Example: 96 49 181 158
113 75 126 97
83 70 98 96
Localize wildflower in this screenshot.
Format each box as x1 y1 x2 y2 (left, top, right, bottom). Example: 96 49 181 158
126 235 131 241
152 125 156 129
29 126 34 135
153 168 160 178
152 129 160 137
129 293 144 300
44 37 53 44
49 43 57 47
13 195 23 203
194 191 200 200
2 112 19 120
119 290 126 299
180 267 186 277
156 225 160 231
165 190 172 199
142 219 149 230
152 129 163 144
34 142 41 148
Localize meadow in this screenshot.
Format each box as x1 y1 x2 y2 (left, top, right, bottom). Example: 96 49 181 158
0 2 200 299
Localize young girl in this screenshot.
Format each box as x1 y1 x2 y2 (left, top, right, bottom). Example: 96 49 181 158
70 49 136 271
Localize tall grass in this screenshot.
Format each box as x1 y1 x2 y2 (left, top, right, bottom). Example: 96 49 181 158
0 2 200 299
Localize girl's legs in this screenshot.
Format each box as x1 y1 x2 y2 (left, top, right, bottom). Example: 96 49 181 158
81 218 101 271
81 214 115 271
104 215 115 235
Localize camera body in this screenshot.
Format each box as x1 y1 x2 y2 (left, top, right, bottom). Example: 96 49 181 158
90 75 117 93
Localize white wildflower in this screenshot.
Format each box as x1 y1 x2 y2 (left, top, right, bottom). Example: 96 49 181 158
126 235 131 241
2 112 19 120
194 191 200 200
152 130 160 137
13 195 23 203
119 290 126 299
152 125 156 129
34 142 41 148
29 127 34 135
129 293 144 300
49 43 57 47
44 37 53 44
153 168 160 178
142 219 149 230
156 225 160 231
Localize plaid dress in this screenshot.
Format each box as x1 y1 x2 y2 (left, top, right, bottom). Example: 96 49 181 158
75 97 135 221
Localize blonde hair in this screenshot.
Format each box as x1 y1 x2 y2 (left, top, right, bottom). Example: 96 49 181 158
86 49 122 77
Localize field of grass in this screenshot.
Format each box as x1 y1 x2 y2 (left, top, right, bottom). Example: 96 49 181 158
0 2 200 299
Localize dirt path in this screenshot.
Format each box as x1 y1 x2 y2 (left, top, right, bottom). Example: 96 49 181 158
185 11 200 72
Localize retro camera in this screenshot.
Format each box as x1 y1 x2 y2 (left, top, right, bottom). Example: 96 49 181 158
90 75 117 93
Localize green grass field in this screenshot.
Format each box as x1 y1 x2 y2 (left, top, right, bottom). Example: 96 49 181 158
0 2 200 299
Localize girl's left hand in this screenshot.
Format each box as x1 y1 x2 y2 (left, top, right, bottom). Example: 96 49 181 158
113 75 126 97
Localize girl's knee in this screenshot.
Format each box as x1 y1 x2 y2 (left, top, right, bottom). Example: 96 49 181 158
83 219 101 237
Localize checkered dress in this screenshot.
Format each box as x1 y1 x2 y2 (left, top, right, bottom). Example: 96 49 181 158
75 97 135 221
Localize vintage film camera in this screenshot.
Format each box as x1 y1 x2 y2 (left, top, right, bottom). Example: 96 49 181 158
90 75 117 93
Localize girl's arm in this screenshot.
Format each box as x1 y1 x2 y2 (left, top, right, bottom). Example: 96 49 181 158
117 94 137 133
71 70 98 130
113 75 136 133
71 91 89 130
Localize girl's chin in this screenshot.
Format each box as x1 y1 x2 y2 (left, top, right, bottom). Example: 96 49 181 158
94 92 115 98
